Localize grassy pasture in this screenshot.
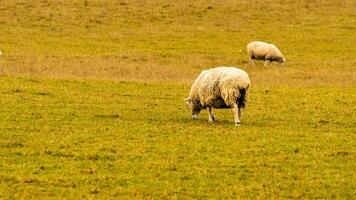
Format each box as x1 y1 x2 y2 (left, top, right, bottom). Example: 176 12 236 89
0 0 355 199
0 77 355 199
0 0 355 82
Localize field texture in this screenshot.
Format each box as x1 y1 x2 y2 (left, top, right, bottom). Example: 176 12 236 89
0 0 355 199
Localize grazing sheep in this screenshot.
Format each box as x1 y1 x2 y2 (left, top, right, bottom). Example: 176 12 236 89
185 66 250 126
247 41 285 66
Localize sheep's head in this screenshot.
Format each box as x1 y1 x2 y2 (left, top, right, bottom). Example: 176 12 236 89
278 57 286 64
184 97 201 119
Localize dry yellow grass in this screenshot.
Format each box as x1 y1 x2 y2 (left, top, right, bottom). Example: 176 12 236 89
1 54 355 86
0 0 355 85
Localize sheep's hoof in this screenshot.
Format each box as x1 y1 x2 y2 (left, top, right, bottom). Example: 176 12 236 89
235 122 241 127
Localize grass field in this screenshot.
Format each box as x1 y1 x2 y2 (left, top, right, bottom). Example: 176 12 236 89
0 0 355 199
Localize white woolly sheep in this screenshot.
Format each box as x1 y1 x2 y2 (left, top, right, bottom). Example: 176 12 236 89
247 41 285 66
185 66 250 126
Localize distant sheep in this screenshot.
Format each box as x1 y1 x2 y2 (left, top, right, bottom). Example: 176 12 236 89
247 41 285 66
185 66 250 126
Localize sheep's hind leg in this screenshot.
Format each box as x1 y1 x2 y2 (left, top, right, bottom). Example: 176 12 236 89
207 107 215 122
238 105 242 123
232 104 241 126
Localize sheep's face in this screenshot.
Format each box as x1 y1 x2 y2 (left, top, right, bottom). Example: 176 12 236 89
278 57 286 63
184 97 201 119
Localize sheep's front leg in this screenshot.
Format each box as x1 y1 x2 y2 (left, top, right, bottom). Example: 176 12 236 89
249 57 254 65
264 60 270 66
207 107 215 122
233 104 241 126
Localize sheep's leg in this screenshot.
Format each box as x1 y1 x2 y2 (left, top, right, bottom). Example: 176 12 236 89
264 60 270 66
249 57 254 65
232 104 241 126
207 107 215 122
238 105 242 122
192 110 200 120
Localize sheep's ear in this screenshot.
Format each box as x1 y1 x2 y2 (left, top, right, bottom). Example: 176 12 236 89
184 97 191 104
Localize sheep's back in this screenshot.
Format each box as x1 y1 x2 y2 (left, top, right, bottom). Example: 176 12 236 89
219 70 250 106
190 67 250 107
248 41 283 59
248 42 273 56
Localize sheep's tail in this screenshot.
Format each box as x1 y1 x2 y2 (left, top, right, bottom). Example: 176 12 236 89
237 85 249 108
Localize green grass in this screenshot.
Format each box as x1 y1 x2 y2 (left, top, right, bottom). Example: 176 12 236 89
0 76 354 199
0 0 355 199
